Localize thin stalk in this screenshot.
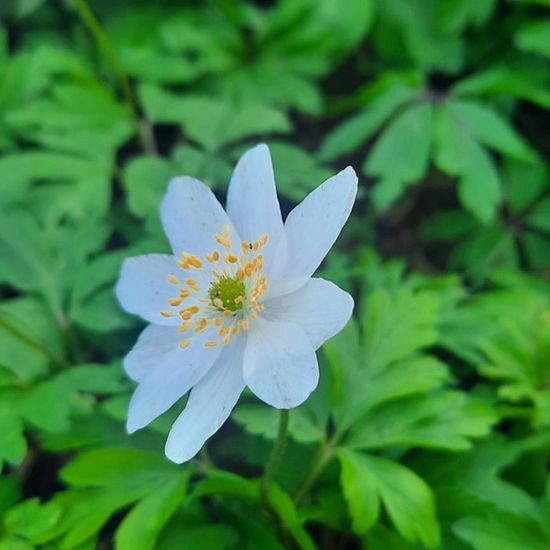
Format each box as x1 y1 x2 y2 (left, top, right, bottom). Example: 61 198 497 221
294 442 334 506
71 0 156 154
261 409 290 507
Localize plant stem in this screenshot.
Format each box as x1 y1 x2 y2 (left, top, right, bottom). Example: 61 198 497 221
261 409 290 507
71 0 156 154
294 442 334 506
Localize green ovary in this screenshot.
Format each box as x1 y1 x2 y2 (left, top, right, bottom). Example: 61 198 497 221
208 276 246 312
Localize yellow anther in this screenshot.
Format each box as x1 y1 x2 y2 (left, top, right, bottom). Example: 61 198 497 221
206 250 220 263
186 256 203 269
223 335 230 345
213 297 224 309
215 235 231 248
185 278 200 291
160 310 174 318
234 295 244 304
225 254 239 264
239 320 249 331
178 322 192 333
241 241 250 252
168 298 182 307
180 306 199 320
178 259 190 269
223 224 231 238
253 242 259 251
219 327 229 336
179 339 191 349
195 325 208 334
213 318 222 327
259 234 268 246
205 341 218 347
167 274 180 285
231 326 240 336
179 289 191 298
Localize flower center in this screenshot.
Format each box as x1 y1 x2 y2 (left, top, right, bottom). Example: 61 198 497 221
208 276 246 312
160 224 269 350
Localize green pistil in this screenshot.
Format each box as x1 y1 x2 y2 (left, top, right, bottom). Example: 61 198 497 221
209 276 246 312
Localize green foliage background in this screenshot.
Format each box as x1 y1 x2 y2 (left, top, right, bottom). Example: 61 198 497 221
0 0 549 548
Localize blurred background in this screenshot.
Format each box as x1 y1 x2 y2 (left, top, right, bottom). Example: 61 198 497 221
0 1 549 549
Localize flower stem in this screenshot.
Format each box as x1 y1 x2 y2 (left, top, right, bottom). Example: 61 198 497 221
294 442 334 506
261 409 290 507
71 0 156 154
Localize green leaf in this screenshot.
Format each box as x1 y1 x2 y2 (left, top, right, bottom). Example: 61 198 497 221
155 521 240 550
20 381 72 432
122 155 173 231
0 475 21 517
347 390 496 451
3 498 63 545
115 473 189 550
362 289 439 374
61 449 178 489
515 20 550 58
0 151 112 223
446 100 537 163
232 404 322 444
338 450 440 547
0 402 26 466
268 142 333 201
366 103 433 209
319 85 417 161
338 448 379 533
452 65 550 110
454 511 550 550
139 85 291 151
0 297 64 381
6 82 134 160
433 104 501 223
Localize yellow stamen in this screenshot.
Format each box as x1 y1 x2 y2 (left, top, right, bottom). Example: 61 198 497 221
168 298 182 307
179 289 191 298
185 278 200 291
239 320 249 331
160 310 174 318
186 256 203 269
225 254 239 264
179 339 191 349
178 322 192 333
167 274 180 285
205 341 218 347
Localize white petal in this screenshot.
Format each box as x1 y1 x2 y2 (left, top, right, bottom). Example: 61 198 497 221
268 167 357 297
161 177 240 257
165 338 246 463
243 317 319 409
115 254 183 326
226 144 283 271
126 326 223 433
263 278 354 350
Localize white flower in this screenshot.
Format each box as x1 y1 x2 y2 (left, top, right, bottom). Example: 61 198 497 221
116 144 357 463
